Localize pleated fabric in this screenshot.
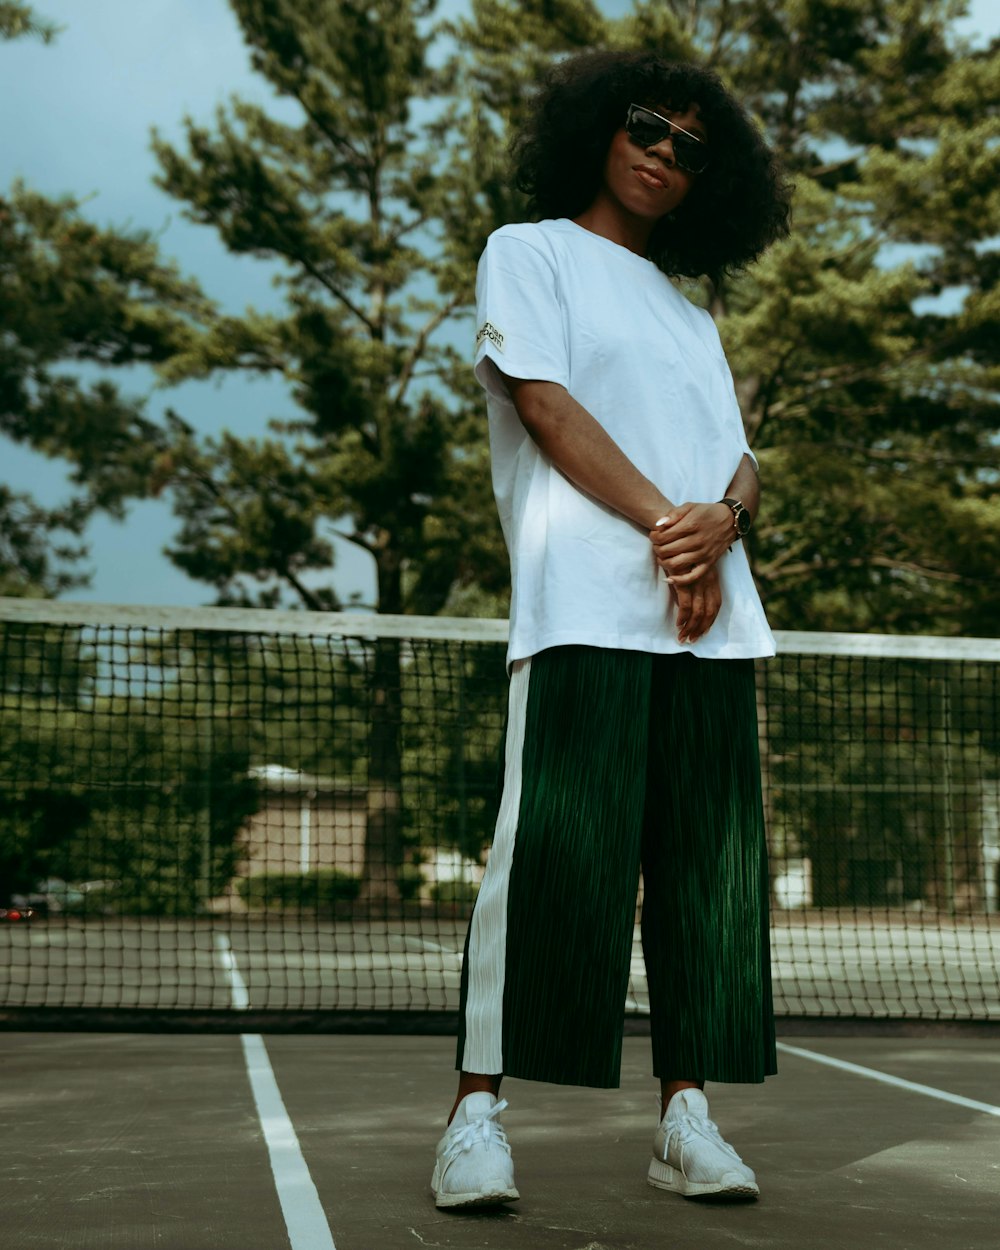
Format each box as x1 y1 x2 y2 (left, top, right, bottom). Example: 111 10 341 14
641 653 777 1084
455 645 778 1089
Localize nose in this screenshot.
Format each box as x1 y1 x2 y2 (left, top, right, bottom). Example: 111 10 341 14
646 134 675 167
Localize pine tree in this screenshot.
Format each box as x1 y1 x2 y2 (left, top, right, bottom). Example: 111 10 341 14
148 1 511 899
0 181 213 596
0 10 202 597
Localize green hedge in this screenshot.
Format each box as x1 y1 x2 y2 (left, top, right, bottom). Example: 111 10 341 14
396 863 423 902
236 869 481 910
236 869 361 909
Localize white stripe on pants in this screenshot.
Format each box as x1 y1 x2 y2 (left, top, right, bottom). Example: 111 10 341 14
461 657 531 1074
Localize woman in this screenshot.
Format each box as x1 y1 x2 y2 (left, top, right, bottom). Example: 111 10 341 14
432 50 791 1209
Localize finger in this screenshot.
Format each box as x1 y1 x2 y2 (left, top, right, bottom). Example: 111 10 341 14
711 586 723 619
696 587 723 638
655 518 700 541
686 589 707 641
650 530 692 554
690 582 705 635
656 532 708 557
665 561 712 586
670 530 730 565
673 591 691 636
655 548 693 572
657 544 701 569
653 502 693 529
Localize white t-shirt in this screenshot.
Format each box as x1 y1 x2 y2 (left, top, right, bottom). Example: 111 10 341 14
473 218 776 666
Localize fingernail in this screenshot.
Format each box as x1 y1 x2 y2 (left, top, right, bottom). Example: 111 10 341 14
655 516 671 527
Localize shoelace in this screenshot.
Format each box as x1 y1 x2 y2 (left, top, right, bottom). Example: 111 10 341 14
663 1112 743 1164
443 1098 511 1165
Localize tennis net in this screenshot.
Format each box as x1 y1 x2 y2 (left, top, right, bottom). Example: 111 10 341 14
1 598 998 1030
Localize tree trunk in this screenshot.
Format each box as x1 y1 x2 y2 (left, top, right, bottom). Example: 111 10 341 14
359 546 404 907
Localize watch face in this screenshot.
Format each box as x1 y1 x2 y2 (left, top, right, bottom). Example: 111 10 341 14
736 508 752 535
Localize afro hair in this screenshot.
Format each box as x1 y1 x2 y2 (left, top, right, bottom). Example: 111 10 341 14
512 50 792 283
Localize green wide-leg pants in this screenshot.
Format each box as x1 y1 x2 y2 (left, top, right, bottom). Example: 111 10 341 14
456 645 778 1089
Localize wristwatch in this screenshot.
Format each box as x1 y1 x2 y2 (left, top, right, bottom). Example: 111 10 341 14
721 497 752 538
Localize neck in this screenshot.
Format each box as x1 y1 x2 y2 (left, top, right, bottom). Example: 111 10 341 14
572 192 655 257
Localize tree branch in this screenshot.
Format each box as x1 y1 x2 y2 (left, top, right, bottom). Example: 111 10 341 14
286 82 365 166
280 563 326 609
758 554 965 584
733 315 796 442
831 440 996 468
394 295 463 405
330 526 377 555
359 426 380 457
808 155 860 183
870 555 964 583
706 0 729 62
387 212 430 247
754 536 814 580
289 250 376 333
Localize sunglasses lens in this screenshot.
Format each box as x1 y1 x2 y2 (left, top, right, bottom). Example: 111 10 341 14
673 136 709 174
626 110 667 148
625 106 709 174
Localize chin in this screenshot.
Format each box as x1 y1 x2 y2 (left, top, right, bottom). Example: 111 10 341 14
615 181 676 221
623 195 672 224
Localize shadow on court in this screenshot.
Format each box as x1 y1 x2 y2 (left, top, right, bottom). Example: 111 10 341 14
1 1031 997 1250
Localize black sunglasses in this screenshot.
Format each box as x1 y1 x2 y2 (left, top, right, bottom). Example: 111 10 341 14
624 104 710 175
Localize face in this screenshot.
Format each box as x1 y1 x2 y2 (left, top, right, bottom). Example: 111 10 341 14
600 101 706 221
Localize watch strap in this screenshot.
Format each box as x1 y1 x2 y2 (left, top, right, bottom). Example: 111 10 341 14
721 497 751 539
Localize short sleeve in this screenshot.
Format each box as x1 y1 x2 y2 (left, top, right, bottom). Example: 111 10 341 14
729 388 758 470
473 229 570 403
725 372 755 470
701 307 758 470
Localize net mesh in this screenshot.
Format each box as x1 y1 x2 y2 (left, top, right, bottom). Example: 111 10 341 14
1 599 998 1026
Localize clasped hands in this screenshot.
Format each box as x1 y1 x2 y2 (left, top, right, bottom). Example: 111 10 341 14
648 501 736 645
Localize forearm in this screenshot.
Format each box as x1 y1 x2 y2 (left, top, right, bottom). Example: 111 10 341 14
725 453 760 523
504 376 674 530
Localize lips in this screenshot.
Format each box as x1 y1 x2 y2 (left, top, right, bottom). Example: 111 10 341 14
633 164 667 190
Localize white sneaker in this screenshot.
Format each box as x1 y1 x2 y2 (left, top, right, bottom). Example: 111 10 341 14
647 1088 759 1200
431 1092 520 1210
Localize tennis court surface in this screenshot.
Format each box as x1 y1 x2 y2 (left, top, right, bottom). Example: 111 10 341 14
1 600 999 1246
3 1029 998 1249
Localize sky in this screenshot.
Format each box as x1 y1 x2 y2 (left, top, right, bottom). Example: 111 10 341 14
3 0 998 610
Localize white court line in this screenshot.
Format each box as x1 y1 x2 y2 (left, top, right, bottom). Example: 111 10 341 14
216 934 338 1250
214 933 250 1010
776 1041 1000 1118
241 1035 337 1250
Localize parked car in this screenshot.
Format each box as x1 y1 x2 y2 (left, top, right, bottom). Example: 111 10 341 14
33 878 88 914
3 878 120 920
0 901 36 922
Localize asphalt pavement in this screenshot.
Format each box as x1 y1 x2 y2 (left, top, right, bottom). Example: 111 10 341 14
2 1030 998 1249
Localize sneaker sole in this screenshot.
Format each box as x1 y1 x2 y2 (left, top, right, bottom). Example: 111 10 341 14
433 1184 521 1210
431 1163 520 1210
647 1156 759 1201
